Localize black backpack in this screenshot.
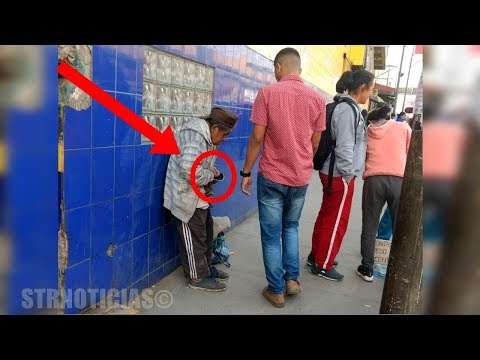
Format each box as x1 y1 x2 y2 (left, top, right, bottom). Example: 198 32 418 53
313 96 359 194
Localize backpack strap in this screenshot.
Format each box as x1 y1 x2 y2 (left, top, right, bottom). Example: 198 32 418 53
326 98 359 195
326 147 336 194
344 100 360 145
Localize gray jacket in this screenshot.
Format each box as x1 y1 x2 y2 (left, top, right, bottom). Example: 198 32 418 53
163 118 217 223
320 93 367 181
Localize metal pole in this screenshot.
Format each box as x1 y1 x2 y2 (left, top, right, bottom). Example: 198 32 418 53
393 45 406 115
402 46 415 111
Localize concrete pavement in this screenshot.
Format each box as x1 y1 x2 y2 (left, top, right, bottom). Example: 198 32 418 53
139 173 384 315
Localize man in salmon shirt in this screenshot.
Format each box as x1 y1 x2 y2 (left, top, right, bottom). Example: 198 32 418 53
240 48 326 307
357 106 412 282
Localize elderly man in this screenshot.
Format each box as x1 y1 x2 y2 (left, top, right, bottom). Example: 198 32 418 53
164 107 238 292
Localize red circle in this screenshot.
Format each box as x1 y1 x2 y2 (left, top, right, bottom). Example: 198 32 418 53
190 150 237 204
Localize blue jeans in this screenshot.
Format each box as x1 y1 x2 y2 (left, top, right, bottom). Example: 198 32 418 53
377 207 393 240
257 173 308 294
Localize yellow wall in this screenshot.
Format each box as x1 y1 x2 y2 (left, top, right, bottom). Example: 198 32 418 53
247 45 366 96
0 141 6 175
349 46 366 66
58 141 64 173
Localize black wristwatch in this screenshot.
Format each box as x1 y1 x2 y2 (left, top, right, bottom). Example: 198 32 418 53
240 169 251 177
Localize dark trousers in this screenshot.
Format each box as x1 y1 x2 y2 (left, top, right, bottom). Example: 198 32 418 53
361 175 403 269
173 208 213 280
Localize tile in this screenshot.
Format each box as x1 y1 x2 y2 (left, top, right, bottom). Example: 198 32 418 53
129 276 149 302
135 45 144 95
241 108 251 137
246 48 254 78
116 45 137 94
163 208 174 226
92 45 116 91
214 70 226 107
149 187 164 231
112 241 133 290
64 260 90 314
163 222 177 262
231 138 246 162
115 93 136 146
91 253 113 296
183 45 198 61
64 106 92 150
148 227 164 272
232 45 242 73
132 190 150 239
163 257 180 277
148 266 165 287
91 200 114 257
114 146 134 197
196 45 207 63
150 154 168 189
174 254 182 268
211 202 225 217
134 145 152 194
64 149 91 210
205 45 216 66
66 206 91 266
214 45 226 69
131 234 149 284
225 45 234 70
92 98 115 147
169 45 184 56
154 45 170 52
236 77 246 109
91 147 114 203
134 95 143 144
230 75 240 107
114 195 133 245
239 137 249 162
239 46 247 75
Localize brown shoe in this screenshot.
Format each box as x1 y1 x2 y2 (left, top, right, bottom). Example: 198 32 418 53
262 287 285 308
286 280 301 295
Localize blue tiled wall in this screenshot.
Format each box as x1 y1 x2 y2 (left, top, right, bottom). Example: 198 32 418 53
7 46 59 314
62 45 274 313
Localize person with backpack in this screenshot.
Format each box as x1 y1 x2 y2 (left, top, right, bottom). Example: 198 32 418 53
308 69 374 281
356 106 411 281
240 48 326 308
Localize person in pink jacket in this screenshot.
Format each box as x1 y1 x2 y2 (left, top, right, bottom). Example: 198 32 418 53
356 106 412 282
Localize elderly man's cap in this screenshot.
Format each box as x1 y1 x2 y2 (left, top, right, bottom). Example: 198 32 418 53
199 107 238 128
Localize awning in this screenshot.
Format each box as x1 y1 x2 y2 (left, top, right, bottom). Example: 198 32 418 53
374 83 396 96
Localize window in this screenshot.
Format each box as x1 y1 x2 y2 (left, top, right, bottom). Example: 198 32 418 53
141 47 215 143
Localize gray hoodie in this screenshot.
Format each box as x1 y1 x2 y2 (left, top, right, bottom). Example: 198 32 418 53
163 118 217 223
320 93 367 181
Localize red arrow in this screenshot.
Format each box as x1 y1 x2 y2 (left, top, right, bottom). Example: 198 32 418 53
57 61 180 155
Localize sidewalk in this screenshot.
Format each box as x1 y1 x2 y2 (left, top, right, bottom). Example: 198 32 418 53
140 173 384 315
